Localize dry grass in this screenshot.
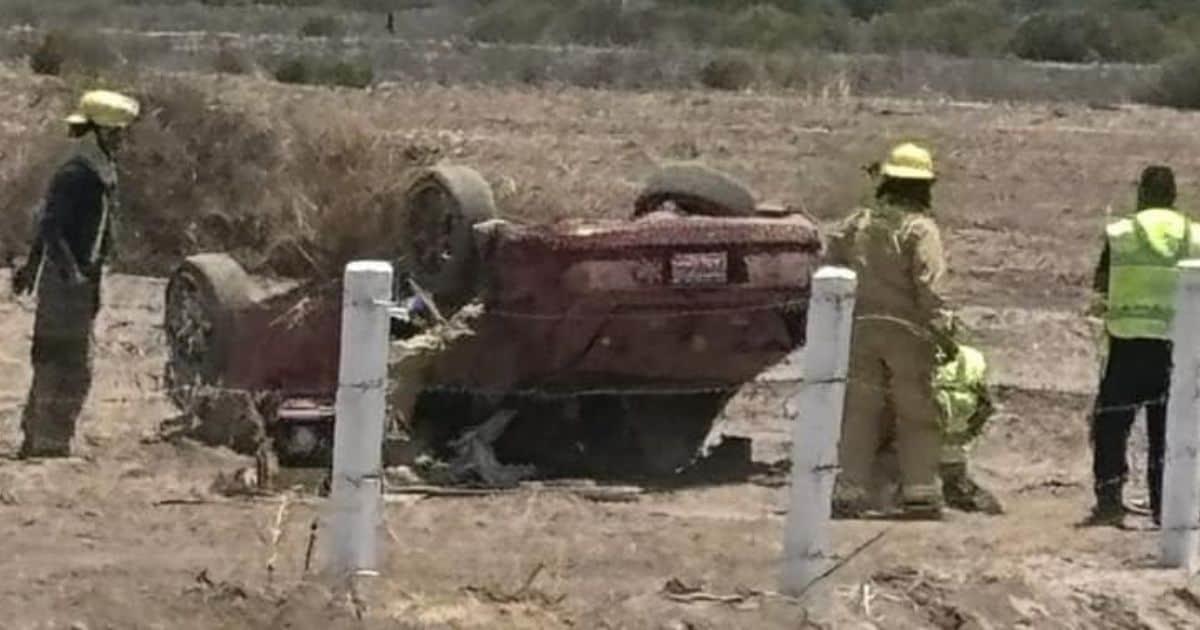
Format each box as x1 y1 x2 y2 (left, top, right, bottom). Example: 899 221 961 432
0 58 1182 287
0 28 1156 106
0 72 440 279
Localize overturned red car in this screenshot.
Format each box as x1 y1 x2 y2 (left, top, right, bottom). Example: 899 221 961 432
163 163 822 476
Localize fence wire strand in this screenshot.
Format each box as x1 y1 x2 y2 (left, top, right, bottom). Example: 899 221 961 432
3 281 1158 423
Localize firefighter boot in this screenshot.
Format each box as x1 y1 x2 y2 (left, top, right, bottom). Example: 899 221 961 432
940 462 1004 515
832 478 872 519
896 484 944 521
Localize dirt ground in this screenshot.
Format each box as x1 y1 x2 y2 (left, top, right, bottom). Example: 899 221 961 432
4 67 1200 628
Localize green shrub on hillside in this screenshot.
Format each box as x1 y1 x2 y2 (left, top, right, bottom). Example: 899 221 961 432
647 5 727 47
721 5 811 51
699 53 758 91
870 1 1010 57
299 14 343 38
1011 9 1171 63
274 55 374 89
29 31 65 75
545 0 641 45
467 0 557 43
28 29 118 77
1011 11 1108 62
1144 49 1200 109
326 59 374 88
212 46 252 75
1104 10 1174 62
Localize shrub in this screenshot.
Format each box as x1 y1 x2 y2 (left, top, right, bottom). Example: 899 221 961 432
542 0 670 46
843 0 894 20
467 0 556 43
274 56 374 89
274 57 312 85
1143 50 1200 109
299 14 343 38
917 1 1010 57
325 59 374 89
212 46 251 75
572 51 621 89
721 5 809 51
1011 10 1107 63
29 31 65 75
699 53 758 91
1104 10 1173 63
28 29 118 77
653 5 726 46
869 1 1009 58
1009 9 1169 63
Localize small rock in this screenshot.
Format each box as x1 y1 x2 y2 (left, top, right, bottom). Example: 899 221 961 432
70 623 89 630
120 464 151 480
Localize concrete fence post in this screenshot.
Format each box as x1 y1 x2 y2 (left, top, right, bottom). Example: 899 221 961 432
781 266 857 596
328 260 393 579
1161 259 1200 570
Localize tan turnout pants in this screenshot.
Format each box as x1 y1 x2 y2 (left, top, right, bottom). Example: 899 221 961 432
838 321 943 505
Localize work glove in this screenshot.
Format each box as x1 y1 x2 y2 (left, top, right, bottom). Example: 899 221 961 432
11 263 37 296
931 310 961 361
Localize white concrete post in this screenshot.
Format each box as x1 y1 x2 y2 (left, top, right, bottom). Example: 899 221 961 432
328 260 393 579
781 266 857 596
1161 260 1200 570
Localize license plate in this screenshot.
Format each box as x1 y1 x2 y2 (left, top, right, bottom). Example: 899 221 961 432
671 252 727 285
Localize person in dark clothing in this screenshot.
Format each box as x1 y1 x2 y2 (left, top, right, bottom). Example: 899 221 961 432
10 90 139 458
1086 165 1200 527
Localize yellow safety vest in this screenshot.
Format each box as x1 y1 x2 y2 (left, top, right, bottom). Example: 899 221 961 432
934 345 987 430
1105 208 1200 340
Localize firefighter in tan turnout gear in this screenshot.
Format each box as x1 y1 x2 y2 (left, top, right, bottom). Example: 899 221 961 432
827 142 952 520
10 90 139 458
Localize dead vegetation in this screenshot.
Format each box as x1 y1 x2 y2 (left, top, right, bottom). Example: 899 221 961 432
0 26 1158 105
0 73 435 279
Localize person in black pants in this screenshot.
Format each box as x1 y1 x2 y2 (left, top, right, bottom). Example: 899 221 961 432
10 90 139 458
1087 165 1196 527
1089 340 1170 526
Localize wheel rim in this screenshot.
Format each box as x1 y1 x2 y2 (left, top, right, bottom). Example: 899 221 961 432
164 271 214 410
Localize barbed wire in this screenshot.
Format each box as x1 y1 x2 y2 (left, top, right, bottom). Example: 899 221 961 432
127 371 1169 421
470 298 810 321
0 273 1153 420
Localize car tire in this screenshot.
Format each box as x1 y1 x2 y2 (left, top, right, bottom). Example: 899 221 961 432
634 162 756 218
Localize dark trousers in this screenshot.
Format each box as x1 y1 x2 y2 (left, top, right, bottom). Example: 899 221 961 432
1091 337 1171 519
20 264 101 452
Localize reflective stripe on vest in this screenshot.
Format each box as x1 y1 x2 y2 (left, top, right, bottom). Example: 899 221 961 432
934 345 987 428
1105 208 1200 339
